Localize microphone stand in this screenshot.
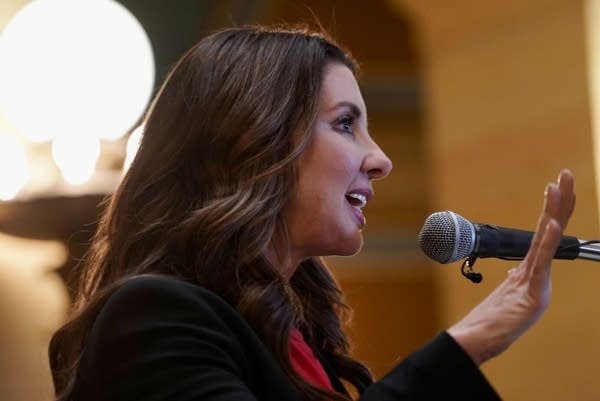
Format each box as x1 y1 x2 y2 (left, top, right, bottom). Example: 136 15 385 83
460 240 600 283
578 240 600 261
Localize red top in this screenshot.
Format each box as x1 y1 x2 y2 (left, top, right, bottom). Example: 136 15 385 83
289 328 334 391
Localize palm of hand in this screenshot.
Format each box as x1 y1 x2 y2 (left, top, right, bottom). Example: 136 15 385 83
448 169 575 365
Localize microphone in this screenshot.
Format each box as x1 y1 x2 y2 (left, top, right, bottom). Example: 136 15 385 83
418 210 600 264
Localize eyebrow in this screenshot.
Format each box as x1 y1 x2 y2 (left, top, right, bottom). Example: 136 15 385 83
328 101 363 118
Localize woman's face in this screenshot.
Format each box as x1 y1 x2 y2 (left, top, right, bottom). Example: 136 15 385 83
283 62 393 267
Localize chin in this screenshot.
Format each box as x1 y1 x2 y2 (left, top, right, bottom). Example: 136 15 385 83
333 235 364 256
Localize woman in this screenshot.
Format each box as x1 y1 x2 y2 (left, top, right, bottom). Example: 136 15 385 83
49 25 576 401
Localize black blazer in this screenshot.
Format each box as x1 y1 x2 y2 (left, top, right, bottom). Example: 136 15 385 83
73 276 501 400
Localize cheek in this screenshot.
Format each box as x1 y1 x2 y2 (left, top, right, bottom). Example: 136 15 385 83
302 157 359 229
325 152 361 190
313 140 359 176
299 154 354 205
293 133 363 221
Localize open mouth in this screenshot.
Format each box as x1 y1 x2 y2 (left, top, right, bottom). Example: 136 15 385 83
345 193 367 208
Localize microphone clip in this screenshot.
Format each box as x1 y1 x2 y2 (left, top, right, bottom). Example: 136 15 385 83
461 255 483 284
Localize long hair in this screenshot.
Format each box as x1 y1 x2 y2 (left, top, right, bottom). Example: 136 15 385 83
49 25 373 401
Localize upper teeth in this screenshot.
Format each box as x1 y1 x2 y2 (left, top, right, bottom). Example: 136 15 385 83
347 193 367 208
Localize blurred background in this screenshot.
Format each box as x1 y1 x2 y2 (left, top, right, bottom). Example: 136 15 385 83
1 0 599 400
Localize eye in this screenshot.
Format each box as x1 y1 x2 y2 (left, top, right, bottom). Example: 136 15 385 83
335 114 354 135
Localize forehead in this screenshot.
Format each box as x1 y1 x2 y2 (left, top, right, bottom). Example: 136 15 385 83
320 63 365 112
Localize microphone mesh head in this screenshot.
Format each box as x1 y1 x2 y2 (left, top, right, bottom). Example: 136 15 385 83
418 211 475 263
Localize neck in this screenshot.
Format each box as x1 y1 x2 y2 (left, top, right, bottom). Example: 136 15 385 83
264 243 302 280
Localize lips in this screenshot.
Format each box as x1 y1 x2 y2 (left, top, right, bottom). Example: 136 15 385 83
345 188 372 227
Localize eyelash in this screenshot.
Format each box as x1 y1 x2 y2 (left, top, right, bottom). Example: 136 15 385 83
335 114 355 135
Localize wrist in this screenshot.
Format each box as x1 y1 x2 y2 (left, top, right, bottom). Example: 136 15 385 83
447 322 504 366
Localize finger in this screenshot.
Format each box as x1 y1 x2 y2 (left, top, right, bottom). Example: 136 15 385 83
530 218 562 289
556 169 575 230
524 182 561 268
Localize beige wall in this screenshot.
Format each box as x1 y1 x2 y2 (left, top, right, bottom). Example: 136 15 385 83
0 234 68 401
398 0 600 399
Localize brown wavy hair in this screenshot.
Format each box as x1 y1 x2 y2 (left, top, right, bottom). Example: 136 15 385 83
49 25 373 401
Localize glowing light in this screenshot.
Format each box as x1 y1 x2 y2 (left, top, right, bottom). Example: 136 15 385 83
0 130 29 200
0 0 155 143
51 135 100 185
123 124 144 171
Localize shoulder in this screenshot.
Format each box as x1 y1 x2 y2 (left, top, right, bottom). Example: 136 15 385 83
98 274 240 325
106 274 227 310
77 275 260 398
93 275 247 343
75 275 301 400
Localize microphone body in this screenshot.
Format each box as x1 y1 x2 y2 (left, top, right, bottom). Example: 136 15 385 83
418 211 597 264
471 224 579 260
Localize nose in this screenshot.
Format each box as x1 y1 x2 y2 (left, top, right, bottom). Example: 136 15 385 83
362 140 393 180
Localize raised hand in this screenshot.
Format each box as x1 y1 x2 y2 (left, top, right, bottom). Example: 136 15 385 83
447 169 576 365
